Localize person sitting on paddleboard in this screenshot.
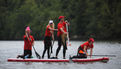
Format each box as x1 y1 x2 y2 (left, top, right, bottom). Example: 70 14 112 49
55 16 68 59
17 26 34 59
42 20 57 59
70 38 94 59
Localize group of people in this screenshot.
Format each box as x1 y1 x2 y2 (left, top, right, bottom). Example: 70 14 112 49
17 16 94 59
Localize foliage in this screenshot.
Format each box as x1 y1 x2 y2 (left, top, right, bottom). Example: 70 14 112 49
0 0 121 40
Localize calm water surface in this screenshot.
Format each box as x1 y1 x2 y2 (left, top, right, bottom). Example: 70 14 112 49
0 41 121 69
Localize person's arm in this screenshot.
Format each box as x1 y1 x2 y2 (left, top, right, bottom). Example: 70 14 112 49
50 30 54 40
25 31 30 40
90 48 93 58
48 27 58 31
60 28 67 35
31 37 34 46
25 32 28 38
83 45 88 56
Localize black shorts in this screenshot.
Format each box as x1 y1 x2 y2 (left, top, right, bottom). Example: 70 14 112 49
24 50 32 58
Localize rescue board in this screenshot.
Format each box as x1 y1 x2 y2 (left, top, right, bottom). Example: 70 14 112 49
8 57 109 62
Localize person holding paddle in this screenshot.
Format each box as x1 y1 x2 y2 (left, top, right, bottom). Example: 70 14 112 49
70 38 94 59
42 20 57 59
17 26 34 59
55 16 68 59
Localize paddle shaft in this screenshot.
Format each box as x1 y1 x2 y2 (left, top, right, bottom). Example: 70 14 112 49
33 46 37 53
32 46 41 59
90 55 116 57
66 22 70 46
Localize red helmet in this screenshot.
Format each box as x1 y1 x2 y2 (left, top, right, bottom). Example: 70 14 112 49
58 16 65 19
89 38 94 42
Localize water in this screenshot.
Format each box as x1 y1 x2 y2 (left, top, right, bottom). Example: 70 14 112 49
0 41 121 69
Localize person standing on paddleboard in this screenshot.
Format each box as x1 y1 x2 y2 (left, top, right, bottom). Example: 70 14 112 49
42 20 57 59
17 26 34 59
55 16 68 59
70 38 94 59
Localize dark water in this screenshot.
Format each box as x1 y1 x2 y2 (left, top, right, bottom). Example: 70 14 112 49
0 41 121 69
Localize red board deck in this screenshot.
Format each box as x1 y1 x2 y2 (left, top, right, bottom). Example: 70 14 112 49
8 57 109 62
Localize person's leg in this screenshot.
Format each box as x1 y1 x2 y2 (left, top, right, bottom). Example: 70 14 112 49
17 55 24 58
47 37 51 59
71 55 80 59
72 53 87 59
63 39 67 59
42 46 47 59
51 44 53 53
18 50 28 59
56 36 62 58
28 50 32 58
24 50 29 59
71 46 87 59
42 38 48 59
63 49 66 59
23 50 32 59
17 50 31 59
47 47 50 59
80 54 87 58
50 38 53 54
42 36 48 58
56 46 61 57
17 50 24 58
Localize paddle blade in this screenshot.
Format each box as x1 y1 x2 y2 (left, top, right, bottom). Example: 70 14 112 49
32 46 41 59
67 42 71 46
35 52 41 59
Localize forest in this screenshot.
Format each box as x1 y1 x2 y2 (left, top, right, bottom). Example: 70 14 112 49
0 0 121 40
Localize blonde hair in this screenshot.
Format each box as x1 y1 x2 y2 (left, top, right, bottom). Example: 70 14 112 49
48 22 55 29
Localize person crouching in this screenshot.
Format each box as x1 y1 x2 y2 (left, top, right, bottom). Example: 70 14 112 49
70 38 94 59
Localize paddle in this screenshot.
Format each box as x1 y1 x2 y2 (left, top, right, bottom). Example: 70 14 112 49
32 46 41 59
90 55 116 57
66 20 71 46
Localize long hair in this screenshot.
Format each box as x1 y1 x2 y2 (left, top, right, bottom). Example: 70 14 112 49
48 22 55 29
48 22 55 34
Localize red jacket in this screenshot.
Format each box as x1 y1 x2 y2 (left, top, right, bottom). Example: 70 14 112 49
81 41 93 50
23 35 34 50
45 25 52 37
57 23 63 36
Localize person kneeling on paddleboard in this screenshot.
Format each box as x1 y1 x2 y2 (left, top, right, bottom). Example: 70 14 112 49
42 20 57 59
17 26 34 59
70 38 94 59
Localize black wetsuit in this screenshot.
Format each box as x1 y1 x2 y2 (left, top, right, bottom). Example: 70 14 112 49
56 36 67 58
